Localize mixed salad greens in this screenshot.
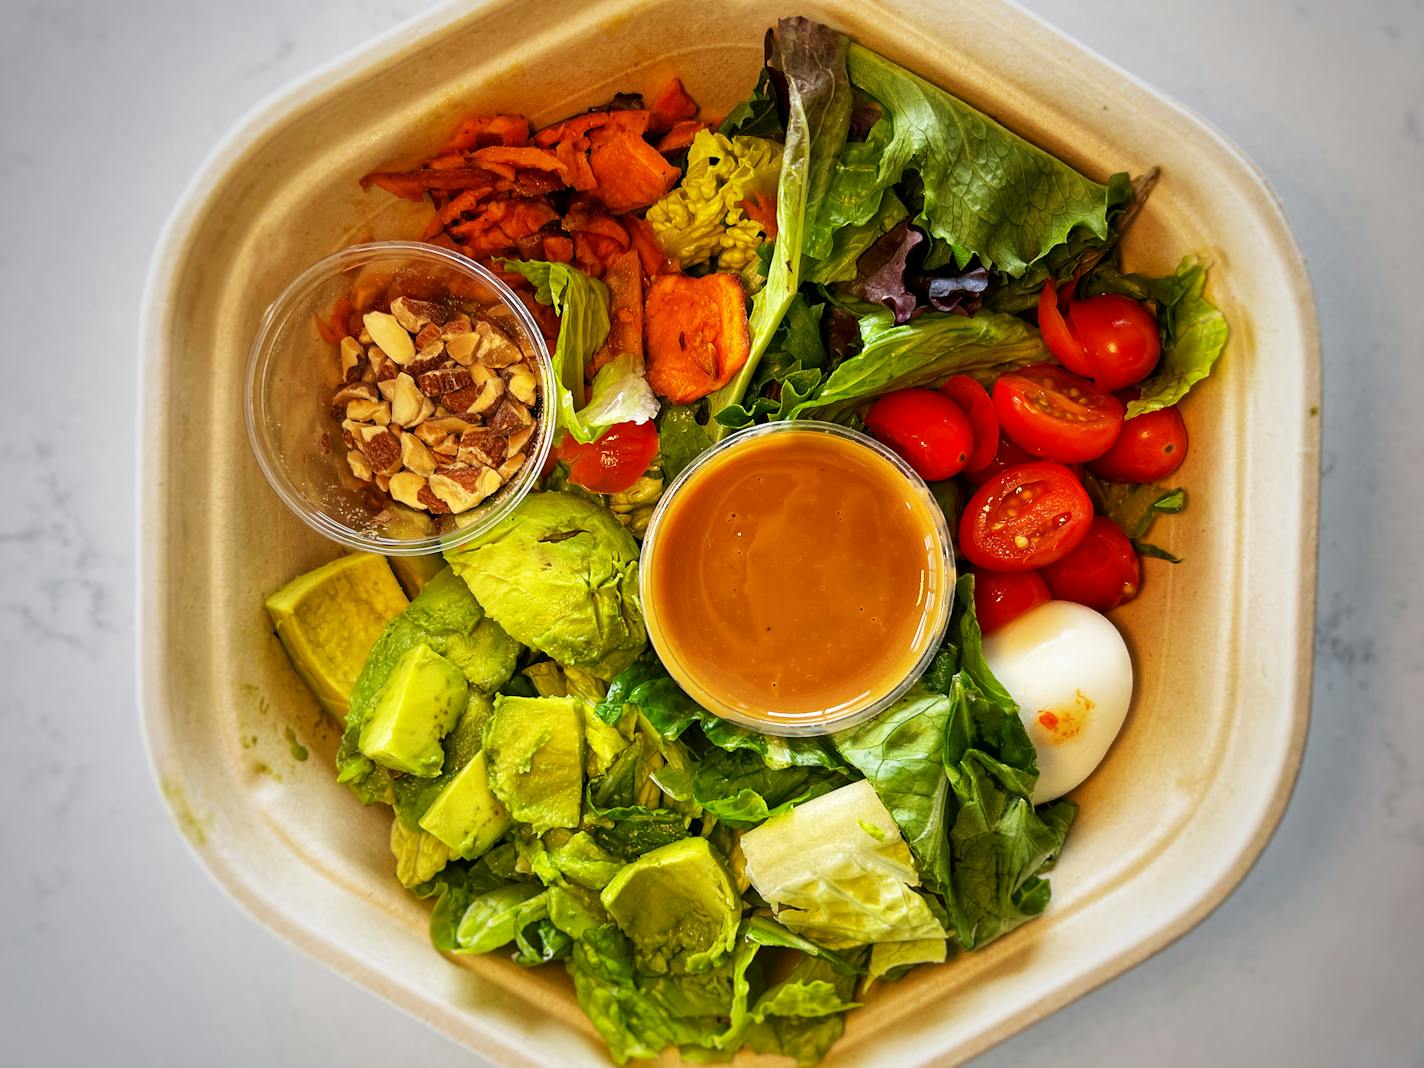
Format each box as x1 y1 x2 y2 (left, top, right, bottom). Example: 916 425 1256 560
268 15 1229 1065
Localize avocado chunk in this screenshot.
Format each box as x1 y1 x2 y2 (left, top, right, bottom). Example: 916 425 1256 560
336 568 520 802
600 836 740 974
483 695 585 834
358 644 468 777
445 492 646 680
265 552 407 721
417 750 510 859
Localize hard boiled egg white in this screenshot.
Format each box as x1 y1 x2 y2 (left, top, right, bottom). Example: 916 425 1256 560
981 600 1133 804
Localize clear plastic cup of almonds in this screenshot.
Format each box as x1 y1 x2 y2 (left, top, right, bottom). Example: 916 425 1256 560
246 242 556 555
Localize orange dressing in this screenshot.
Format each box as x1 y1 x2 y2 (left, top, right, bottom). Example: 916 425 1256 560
644 430 949 727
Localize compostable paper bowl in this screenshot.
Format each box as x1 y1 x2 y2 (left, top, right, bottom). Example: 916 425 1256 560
138 2 1320 1064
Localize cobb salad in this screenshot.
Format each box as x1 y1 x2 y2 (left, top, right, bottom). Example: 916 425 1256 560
262 15 1227 1065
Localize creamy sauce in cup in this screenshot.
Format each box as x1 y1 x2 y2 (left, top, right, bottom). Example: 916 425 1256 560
642 426 951 732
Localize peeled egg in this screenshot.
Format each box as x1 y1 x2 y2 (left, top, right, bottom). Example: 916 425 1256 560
981 600 1133 804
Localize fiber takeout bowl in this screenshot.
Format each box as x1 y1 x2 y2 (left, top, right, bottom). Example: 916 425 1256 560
245 241 556 556
138 1 1319 1065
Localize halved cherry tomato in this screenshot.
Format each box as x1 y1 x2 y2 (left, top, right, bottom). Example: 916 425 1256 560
959 461 1094 571
1068 294 1162 391
1040 516 1141 612
973 569 1051 634
965 434 1036 486
1088 404 1188 483
1038 279 1091 376
559 420 659 493
994 364 1124 463
941 375 999 472
864 388 974 481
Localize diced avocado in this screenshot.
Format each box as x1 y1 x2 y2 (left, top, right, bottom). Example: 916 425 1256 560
417 750 510 859
445 492 647 680
389 554 446 599
600 836 740 974
265 552 407 721
337 568 520 803
358 644 468 777
483 695 585 834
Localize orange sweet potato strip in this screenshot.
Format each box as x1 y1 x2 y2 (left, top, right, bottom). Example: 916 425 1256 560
649 78 699 133
625 217 679 277
588 132 680 214
440 114 530 153
470 146 570 182
534 109 652 147
656 119 711 154
590 250 644 375
645 273 750 403
360 166 502 201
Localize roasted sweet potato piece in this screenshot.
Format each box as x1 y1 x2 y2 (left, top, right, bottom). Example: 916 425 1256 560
542 235 575 263
470 146 569 182
533 109 651 147
590 250 644 375
440 114 530 153
645 273 750 403
649 78 699 133
360 166 502 201
448 198 560 257
656 119 711 154
554 137 597 191
625 217 679 277
588 130 680 214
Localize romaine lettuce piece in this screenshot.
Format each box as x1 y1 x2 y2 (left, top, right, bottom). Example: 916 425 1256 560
647 130 780 270
739 779 947 949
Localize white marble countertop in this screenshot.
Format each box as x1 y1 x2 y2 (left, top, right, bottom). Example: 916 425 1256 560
3 0 1421 1064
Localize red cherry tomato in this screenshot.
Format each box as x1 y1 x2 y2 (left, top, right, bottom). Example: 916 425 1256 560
1088 405 1189 483
940 375 999 472
959 461 1094 571
864 388 975 481
965 435 1036 486
993 364 1124 463
1068 294 1162 391
1040 516 1141 612
1038 279 1093 377
1038 280 1162 391
559 420 659 494
973 569 1051 634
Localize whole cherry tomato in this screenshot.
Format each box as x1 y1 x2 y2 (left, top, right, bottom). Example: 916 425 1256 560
973 569 1051 634
559 420 659 493
959 461 1094 571
1038 279 1162 391
864 388 975 481
940 375 999 473
993 364 1124 463
1040 516 1141 612
1089 405 1189 483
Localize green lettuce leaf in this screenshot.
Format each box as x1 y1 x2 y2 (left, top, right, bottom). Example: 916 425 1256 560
833 689 955 894
788 307 1046 422
657 404 714 482
390 817 450 888
708 17 853 434
692 748 847 828
503 260 658 445
713 294 829 430
575 353 660 436
1086 255 1228 416
719 66 784 140
803 189 908 286
806 44 1115 277
744 953 864 1066
1086 478 1187 563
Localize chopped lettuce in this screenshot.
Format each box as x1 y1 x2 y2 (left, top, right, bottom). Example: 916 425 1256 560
1087 255 1229 416
646 130 781 271
502 260 658 444
708 17 853 433
739 779 947 949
